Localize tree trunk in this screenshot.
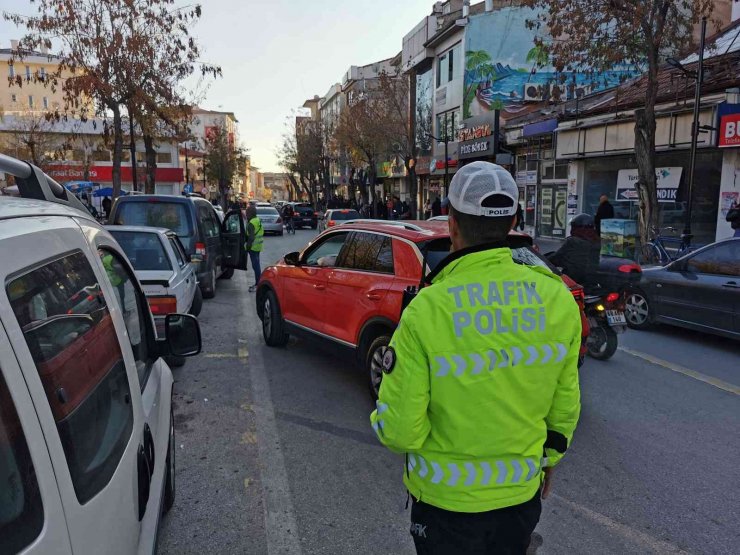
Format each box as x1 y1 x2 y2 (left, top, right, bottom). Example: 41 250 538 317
128 111 138 192
633 61 660 245
111 104 123 200
143 134 157 194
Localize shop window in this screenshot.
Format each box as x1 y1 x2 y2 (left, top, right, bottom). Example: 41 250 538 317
92 149 111 162
156 152 172 164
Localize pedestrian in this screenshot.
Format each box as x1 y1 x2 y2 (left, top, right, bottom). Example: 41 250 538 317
726 201 740 237
432 196 441 217
386 197 395 220
401 198 411 220
102 196 112 219
516 202 526 231
424 199 432 220
594 193 614 235
371 161 582 554
245 205 264 293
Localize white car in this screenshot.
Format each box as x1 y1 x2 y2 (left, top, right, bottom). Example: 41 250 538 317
0 153 213 555
107 226 202 327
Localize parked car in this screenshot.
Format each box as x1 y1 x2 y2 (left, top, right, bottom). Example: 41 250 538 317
256 206 284 235
291 202 318 229
109 194 248 298
0 152 206 555
256 220 589 399
107 226 202 332
319 208 361 232
625 238 740 339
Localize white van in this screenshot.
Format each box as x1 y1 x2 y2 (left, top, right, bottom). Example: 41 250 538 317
0 153 239 554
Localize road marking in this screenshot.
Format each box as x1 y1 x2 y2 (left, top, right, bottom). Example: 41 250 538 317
241 296 302 554
204 353 238 359
619 347 740 396
552 494 691 554
238 346 249 359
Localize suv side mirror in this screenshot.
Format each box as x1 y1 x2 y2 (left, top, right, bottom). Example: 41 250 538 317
164 314 202 357
284 251 301 266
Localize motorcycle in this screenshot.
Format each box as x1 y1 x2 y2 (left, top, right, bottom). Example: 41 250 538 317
583 291 627 360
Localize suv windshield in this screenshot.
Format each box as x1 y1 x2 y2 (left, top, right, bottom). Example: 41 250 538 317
109 231 172 271
114 201 193 238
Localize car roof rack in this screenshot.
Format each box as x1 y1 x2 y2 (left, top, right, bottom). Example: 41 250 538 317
343 219 426 232
0 152 88 213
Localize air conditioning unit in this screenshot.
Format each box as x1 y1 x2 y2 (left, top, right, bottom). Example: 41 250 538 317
570 84 592 100
523 84 545 102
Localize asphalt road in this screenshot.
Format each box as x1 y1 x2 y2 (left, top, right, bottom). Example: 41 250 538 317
158 227 740 555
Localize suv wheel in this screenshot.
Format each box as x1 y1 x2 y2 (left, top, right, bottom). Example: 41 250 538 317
202 268 216 299
220 267 234 280
366 334 391 400
163 407 176 514
262 290 289 346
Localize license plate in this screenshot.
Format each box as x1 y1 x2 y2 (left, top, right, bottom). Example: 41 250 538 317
606 310 626 326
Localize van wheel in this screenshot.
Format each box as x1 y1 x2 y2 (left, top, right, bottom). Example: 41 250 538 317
163 407 176 514
366 335 391 400
262 290 289 347
189 286 203 317
202 268 216 299
220 267 234 280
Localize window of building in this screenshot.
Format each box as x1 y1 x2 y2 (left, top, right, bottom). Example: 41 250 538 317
98 249 152 388
7 251 134 504
71 149 86 162
25 66 31 80
91 149 111 162
435 109 460 141
448 48 454 82
10 93 17 103
42 97 48 109
28 95 34 108
436 45 458 87
39 67 46 81
156 152 172 164
0 369 45 554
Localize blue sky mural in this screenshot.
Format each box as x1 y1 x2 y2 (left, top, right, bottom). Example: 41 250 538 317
463 7 636 118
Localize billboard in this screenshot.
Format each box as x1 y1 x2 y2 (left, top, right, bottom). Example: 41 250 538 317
463 7 635 118
717 103 740 148
616 167 682 202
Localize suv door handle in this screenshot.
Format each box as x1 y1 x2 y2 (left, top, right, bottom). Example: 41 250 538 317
722 281 739 288
366 293 382 301
314 284 326 291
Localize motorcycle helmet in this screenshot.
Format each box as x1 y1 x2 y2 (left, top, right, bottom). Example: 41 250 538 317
570 213 595 228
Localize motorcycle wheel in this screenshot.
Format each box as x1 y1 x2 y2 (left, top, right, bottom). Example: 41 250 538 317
587 324 618 360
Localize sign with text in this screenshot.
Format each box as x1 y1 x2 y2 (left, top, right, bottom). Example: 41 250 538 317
718 112 740 148
46 164 183 183
616 167 682 202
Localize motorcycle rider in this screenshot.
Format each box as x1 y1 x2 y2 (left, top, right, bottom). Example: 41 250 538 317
548 214 601 291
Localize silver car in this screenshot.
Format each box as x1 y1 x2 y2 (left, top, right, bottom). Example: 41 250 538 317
257 206 284 235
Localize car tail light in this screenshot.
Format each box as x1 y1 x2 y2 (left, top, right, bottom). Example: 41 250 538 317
328 220 336 227
606 292 620 303
148 296 178 316
86 294 95 302
314 211 320 216
195 242 207 260
618 263 641 273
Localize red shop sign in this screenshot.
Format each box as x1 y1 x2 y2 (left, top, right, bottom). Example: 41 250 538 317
45 164 184 182
718 113 740 148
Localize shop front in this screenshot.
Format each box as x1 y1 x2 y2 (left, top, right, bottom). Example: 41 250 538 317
46 164 184 195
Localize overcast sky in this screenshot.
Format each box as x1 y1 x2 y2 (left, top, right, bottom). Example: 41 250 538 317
0 0 435 172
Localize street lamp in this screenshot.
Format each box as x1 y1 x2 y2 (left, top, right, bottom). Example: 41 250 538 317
666 16 707 247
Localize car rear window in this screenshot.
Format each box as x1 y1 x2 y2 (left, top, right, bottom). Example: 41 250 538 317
0 369 44 554
257 207 279 215
110 231 172 272
331 210 360 221
114 200 193 237
421 238 553 273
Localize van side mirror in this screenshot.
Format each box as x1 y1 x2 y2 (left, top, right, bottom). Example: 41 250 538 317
284 251 301 266
164 314 202 357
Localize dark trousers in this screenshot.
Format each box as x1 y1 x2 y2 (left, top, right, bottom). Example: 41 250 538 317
249 250 261 283
410 492 541 555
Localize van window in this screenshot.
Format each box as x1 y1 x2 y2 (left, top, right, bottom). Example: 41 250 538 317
7 251 134 504
198 204 220 238
0 370 44 553
115 200 193 238
109 230 172 271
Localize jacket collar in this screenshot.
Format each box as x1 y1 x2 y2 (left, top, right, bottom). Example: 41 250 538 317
424 241 511 285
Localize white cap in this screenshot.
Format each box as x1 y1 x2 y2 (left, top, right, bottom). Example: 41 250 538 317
446 161 519 217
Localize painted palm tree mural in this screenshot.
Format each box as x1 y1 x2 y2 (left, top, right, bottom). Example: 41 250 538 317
463 7 635 118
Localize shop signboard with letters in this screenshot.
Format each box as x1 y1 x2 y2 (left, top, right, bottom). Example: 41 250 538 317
717 103 740 148
616 167 682 202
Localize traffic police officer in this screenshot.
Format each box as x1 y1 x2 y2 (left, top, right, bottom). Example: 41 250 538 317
370 161 582 554
245 205 264 292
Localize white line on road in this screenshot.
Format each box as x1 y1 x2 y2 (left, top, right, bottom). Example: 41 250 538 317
619 347 740 396
552 494 691 554
241 293 302 555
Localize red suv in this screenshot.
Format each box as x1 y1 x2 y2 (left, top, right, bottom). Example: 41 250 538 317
256 220 588 398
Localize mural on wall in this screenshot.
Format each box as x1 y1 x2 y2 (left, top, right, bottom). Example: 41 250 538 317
463 7 636 118
416 67 434 156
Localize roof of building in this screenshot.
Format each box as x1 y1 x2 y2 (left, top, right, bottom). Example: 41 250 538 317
192 106 237 120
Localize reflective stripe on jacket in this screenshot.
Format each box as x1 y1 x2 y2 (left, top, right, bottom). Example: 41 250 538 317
370 246 582 513
247 217 264 252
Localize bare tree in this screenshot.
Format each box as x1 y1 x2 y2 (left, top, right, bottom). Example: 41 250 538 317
0 110 61 167
525 0 715 243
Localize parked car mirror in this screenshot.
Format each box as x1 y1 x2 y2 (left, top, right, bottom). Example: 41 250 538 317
164 314 202 357
284 251 301 266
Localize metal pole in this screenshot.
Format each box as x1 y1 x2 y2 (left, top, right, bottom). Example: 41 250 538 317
444 132 449 197
185 144 190 187
684 16 706 245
